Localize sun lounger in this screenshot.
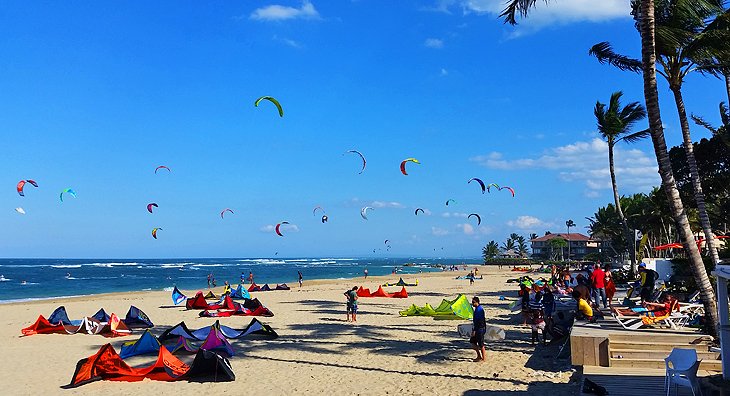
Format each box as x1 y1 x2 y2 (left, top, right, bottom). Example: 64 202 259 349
612 311 690 330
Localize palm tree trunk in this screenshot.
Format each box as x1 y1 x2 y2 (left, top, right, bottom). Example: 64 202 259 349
725 72 730 105
670 86 721 266
639 0 719 337
608 144 635 273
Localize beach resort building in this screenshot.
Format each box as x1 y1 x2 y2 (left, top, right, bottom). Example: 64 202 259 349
530 232 603 260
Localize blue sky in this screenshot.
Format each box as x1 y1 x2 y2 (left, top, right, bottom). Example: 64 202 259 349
0 0 726 258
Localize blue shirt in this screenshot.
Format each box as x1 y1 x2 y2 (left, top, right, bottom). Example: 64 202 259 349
473 305 486 331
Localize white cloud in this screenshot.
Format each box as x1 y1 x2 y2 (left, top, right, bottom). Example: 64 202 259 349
371 201 404 209
260 224 299 233
507 215 553 230
435 0 630 35
250 1 320 21
441 212 469 218
456 223 475 235
273 35 303 48
424 38 444 48
470 138 658 192
432 226 450 236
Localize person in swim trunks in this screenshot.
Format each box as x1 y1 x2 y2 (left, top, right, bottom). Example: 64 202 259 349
344 286 358 322
470 296 487 362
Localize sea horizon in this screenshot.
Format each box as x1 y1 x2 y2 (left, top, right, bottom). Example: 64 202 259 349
0 257 482 302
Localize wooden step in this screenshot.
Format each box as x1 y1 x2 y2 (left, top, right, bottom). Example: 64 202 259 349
608 333 713 344
610 348 720 360
609 357 722 371
609 340 712 352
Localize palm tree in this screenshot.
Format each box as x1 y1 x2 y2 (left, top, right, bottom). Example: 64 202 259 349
502 237 517 252
594 91 649 273
499 0 720 337
482 241 500 262
548 237 568 261
515 235 529 257
588 1 727 266
565 219 575 260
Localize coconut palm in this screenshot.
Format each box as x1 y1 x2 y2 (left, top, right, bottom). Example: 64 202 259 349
548 237 568 261
515 235 530 257
565 219 575 260
588 0 728 266
594 91 649 272
502 237 517 252
482 241 500 262
499 0 720 337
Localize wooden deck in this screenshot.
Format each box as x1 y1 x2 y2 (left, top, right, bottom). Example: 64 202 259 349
580 366 718 396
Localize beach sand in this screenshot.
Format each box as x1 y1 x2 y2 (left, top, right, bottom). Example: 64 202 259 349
0 267 579 395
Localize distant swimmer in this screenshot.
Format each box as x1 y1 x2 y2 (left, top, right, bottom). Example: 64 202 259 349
21 280 27 285
65 273 71 279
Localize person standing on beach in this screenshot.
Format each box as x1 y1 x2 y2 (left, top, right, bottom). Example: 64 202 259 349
248 271 254 285
364 268 368 279
590 263 607 309
345 286 358 322
240 272 245 284
470 296 487 362
207 273 212 288
298 271 303 288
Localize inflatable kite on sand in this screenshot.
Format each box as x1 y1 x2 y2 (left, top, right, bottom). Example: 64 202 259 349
21 306 153 336
64 344 235 388
399 294 474 320
382 278 418 287
158 318 278 342
356 285 408 298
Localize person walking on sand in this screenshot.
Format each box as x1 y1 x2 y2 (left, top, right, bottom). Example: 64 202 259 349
470 296 487 362
345 286 358 322
298 271 303 288
364 268 368 279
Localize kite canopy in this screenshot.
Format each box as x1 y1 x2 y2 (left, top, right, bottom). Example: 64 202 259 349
414 208 425 216
275 221 290 236
445 199 456 206
500 186 515 197
383 278 418 287
172 286 188 305
360 206 374 220
186 292 211 310
17 180 38 196
356 286 408 298
486 183 500 193
155 165 171 174
200 325 235 358
59 188 76 202
147 203 158 213
64 344 235 388
468 213 482 226
159 318 278 342
220 208 234 219
400 158 420 175
229 284 251 300
400 294 473 319
152 227 162 239
119 329 161 359
345 150 367 174
123 306 154 328
468 178 486 194
254 96 284 117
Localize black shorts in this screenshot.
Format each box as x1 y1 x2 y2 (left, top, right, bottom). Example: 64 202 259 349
470 330 485 347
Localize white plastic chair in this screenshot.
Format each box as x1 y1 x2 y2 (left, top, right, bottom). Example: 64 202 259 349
664 348 703 396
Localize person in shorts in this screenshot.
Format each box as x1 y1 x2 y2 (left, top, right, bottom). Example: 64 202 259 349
344 286 358 322
470 296 487 362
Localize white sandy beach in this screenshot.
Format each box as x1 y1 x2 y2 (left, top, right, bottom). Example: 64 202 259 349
0 267 578 395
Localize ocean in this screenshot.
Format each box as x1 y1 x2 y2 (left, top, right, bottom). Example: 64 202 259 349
0 257 481 302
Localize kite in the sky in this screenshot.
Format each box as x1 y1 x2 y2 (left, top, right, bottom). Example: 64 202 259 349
147 203 158 214
275 222 290 237
384 239 390 245
345 150 366 174
361 206 374 220
152 228 162 239
414 208 425 216
468 213 482 226
400 158 420 176
468 178 486 194
60 188 76 203
16 180 38 197
500 186 515 197
445 199 457 206
254 96 284 117
486 183 500 193
155 166 171 174
321 215 328 223
313 206 325 216
15 207 26 215
221 208 234 219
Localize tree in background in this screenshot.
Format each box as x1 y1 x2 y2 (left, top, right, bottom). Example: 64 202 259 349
482 241 500 263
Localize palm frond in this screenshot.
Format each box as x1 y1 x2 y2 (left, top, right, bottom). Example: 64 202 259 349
691 113 719 133
499 0 548 25
619 128 651 144
589 42 643 73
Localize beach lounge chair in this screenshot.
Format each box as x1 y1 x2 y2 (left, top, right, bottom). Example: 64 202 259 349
665 348 703 396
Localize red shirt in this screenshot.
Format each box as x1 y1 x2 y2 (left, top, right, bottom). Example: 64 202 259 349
590 268 605 288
